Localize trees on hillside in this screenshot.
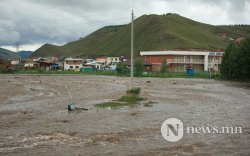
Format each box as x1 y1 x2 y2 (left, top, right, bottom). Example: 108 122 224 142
221 38 250 79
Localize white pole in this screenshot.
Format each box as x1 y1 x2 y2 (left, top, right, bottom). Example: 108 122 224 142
130 10 134 89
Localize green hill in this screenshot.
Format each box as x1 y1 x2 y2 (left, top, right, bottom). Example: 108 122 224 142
17 51 33 59
32 14 250 57
0 48 20 59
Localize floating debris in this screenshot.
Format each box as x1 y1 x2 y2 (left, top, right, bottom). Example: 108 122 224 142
68 103 89 112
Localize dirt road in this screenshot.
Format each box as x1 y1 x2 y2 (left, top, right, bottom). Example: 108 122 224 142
0 75 249 155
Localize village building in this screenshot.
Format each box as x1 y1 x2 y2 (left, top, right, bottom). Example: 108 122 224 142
11 59 21 65
38 59 53 71
0 58 11 70
64 58 83 71
24 61 39 68
120 56 129 62
84 61 102 69
140 51 224 72
32 57 43 62
96 56 107 67
106 57 121 66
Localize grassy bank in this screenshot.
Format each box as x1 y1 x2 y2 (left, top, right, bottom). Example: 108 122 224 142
0 70 220 79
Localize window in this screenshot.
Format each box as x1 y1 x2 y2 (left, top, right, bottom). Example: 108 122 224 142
70 66 73 69
76 66 79 69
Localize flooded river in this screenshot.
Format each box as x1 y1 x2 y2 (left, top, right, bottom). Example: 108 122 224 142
0 75 249 155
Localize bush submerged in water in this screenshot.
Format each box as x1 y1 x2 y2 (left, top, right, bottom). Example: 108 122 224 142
126 87 141 95
95 87 143 109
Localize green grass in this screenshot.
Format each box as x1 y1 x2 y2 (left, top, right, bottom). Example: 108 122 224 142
95 90 144 109
94 97 143 109
143 101 158 107
95 98 158 109
142 72 221 79
2 70 118 76
118 95 144 103
0 70 220 79
94 102 132 109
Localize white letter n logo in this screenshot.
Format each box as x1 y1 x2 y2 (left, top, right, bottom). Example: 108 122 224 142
161 118 184 142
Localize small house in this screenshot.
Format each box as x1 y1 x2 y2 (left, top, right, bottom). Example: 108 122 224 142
64 58 83 71
11 59 20 65
107 57 121 66
96 56 107 66
24 61 39 68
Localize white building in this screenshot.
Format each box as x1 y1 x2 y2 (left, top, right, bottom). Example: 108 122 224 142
24 62 39 68
85 61 102 69
106 57 121 66
64 58 83 71
11 60 20 65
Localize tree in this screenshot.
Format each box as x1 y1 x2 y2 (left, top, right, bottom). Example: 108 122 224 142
160 59 168 76
238 38 250 79
221 38 250 80
221 43 239 79
134 60 144 76
221 43 235 79
116 62 128 74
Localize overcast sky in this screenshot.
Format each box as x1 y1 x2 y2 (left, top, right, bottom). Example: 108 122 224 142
0 0 249 51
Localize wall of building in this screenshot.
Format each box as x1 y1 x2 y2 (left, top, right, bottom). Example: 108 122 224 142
107 57 120 65
141 51 224 72
96 57 107 63
64 60 83 71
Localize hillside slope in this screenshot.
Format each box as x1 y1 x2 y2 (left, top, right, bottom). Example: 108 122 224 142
33 14 250 57
17 51 33 59
0 48 20 59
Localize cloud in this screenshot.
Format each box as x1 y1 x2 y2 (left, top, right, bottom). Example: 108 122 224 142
0 0 249 51
0 19 20 44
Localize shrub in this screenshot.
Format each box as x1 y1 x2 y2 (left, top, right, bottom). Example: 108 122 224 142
126 87 141 95
160 59 168 76
134 60 144 76
118 95 144 103
221 38 250 80
116 62 128 74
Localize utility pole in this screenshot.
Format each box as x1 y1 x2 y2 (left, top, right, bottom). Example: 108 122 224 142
130 10 134 89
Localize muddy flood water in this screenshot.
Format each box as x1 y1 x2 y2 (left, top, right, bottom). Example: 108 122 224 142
0 75 249 155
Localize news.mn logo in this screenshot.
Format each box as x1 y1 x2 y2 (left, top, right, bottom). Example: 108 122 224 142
161 118 184 142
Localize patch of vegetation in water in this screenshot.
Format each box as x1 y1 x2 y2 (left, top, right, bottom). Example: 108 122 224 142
126 87 141 95
118 95 144 103
143 101 158 107
94 101 133 109
95 88 158 109
95 87 144 109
